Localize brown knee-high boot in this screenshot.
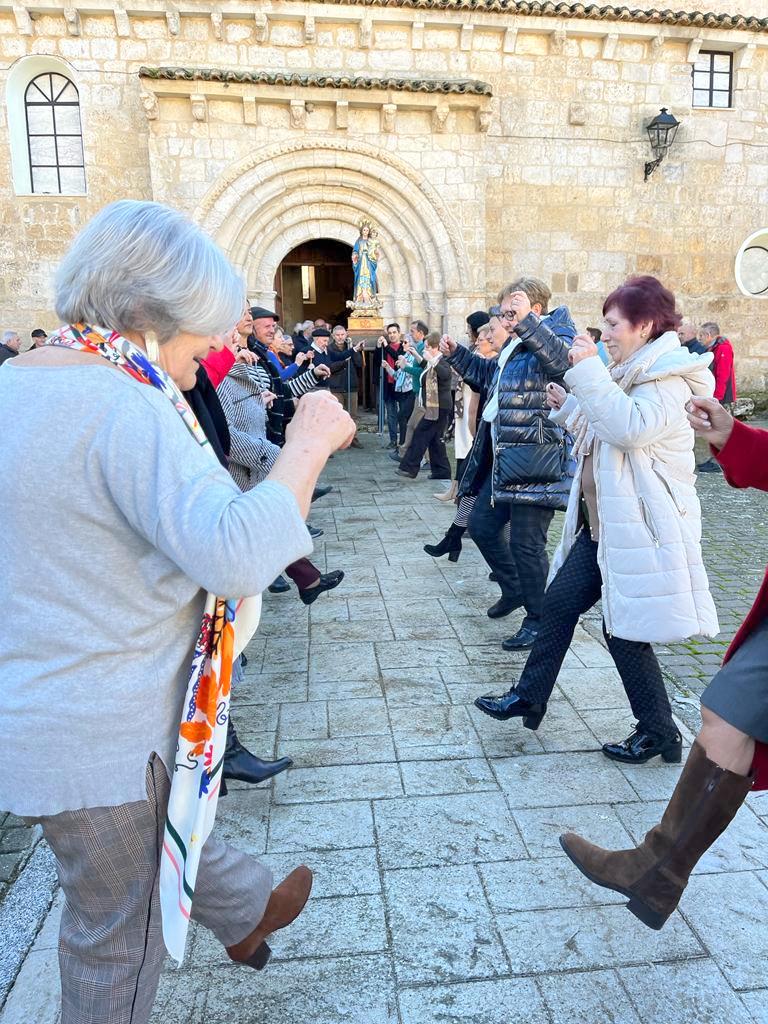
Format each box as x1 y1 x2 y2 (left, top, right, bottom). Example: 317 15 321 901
560 740 753 930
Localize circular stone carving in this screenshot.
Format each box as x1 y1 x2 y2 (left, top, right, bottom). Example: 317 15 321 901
736 230 768 298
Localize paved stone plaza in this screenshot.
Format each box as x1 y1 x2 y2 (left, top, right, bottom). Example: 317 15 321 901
4 433 768 1024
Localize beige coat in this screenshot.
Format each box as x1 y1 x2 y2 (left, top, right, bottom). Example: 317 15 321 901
550 332 719 643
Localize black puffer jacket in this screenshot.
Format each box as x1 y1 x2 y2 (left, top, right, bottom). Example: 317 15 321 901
449 306 576 509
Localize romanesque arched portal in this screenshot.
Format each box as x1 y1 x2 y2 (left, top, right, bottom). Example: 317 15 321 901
194 137 474 330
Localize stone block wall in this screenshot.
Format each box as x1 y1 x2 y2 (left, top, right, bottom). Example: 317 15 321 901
0 2 766 384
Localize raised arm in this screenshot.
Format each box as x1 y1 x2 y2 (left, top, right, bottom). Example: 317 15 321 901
564 355 687 451
513 312 572 378
447 343 498 391
715 417 768 492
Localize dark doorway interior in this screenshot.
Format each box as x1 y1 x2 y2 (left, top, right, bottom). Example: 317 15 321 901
276 239 354 332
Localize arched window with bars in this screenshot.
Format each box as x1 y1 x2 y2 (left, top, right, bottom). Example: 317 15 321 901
24 71 86 195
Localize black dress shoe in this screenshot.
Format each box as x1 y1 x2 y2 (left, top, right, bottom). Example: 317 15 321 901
312 485 333 502
397 468 418 479
487 596 523 619
473 689 547 730
502 626 539 651
388 450 402 463
308 524 324 539
602 728 683 764
299 569 345 605
268 575 291 594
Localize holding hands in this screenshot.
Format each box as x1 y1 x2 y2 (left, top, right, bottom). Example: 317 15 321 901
568 334 599 366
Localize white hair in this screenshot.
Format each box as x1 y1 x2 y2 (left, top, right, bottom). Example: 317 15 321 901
301 320 314 331
55 200 244 343
2 330 19 343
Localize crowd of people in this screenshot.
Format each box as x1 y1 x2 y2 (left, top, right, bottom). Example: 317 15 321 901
2 197 766 1024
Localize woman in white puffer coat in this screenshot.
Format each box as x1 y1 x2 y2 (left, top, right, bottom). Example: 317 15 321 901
474 276 718 765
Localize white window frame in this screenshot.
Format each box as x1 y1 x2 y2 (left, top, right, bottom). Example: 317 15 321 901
6 55 86 196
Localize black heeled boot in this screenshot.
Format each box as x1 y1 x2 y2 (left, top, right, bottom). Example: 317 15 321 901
223 718 293 786
424 523 464 563
473 688 547 730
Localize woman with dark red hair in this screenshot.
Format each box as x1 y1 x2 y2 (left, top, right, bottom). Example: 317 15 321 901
475 276 718 763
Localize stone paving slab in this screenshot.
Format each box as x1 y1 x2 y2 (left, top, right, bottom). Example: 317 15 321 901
5 435 768 1023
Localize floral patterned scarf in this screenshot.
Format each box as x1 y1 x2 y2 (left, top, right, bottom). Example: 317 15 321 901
46 324 261 964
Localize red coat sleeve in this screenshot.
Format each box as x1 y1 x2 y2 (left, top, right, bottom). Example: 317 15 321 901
200 348 236 388
712 343 734 402
715 418 768 491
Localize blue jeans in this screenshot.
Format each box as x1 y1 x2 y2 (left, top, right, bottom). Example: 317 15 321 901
385 391 415 445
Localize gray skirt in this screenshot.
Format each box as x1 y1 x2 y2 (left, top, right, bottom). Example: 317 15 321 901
701 618 768 742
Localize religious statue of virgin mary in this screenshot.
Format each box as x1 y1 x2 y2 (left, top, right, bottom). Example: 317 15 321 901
349 219 382 314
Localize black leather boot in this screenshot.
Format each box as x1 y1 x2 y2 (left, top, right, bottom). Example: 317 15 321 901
223 718 292 785
473 688 547 729
424 524 465 562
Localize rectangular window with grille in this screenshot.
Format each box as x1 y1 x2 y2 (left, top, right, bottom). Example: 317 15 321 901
692 51 733 109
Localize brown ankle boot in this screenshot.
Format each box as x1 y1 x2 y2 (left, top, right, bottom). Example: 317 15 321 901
560 740 753 930
226 865 313 970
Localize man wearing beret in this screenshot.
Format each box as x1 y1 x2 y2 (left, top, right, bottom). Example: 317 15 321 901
310 327 364 389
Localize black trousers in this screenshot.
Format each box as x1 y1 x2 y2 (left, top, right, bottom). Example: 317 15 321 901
400 409 451 478
515 528 677 740
469 473 554 630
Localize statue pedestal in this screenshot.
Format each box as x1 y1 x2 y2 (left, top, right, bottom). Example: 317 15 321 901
348 314 384 333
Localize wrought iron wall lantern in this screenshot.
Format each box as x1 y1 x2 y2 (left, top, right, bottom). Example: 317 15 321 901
644 108 681 181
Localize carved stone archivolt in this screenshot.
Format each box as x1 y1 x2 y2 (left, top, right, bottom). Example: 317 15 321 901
192 137 472 309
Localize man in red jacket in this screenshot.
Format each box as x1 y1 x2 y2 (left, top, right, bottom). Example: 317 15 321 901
560 396 763 931
697 322 737 473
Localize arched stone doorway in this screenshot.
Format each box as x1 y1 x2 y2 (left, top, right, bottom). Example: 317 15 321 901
193 137 478 335
276 238 353 330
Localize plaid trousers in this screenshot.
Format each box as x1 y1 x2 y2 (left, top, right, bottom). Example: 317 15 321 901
31 756 272 1024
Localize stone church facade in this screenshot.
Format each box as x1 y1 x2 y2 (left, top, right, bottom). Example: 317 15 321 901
1 0 767 387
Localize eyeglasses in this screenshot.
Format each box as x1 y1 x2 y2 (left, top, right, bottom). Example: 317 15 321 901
488 305 516 321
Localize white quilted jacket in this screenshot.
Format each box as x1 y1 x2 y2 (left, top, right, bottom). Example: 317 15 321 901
549 332 719 644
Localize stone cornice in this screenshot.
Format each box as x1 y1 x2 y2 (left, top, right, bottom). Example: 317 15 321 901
281 0 768 33
138 67 493 96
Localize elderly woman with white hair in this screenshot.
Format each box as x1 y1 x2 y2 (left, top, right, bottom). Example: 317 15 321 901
0 200 355 1024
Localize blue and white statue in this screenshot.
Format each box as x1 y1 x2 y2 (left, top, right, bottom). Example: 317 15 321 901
349 219 382 314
